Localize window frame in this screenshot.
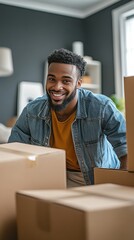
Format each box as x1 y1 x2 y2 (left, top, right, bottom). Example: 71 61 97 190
112 1 134 98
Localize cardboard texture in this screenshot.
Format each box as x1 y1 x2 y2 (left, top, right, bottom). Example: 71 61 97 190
73 183 134 201
124 76 134 171
0 142 66 240
16 187 134 240
94 168 134 186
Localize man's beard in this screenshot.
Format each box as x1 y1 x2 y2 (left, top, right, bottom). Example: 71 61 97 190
47 87 77 112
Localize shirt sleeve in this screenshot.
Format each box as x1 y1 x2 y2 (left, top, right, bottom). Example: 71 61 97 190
8 106 31 144
102 99 127 158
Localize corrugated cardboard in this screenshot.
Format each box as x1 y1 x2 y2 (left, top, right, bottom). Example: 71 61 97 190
73 183 134 201
16 188 134 240
124 76 134 171
94 167 134 186
0 142 66 240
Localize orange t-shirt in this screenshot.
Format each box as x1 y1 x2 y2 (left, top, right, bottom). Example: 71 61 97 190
50 110 80 171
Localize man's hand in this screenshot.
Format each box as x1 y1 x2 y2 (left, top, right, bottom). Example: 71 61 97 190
119 155 127 170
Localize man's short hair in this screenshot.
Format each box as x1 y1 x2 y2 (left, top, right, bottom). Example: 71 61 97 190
48 48 87 77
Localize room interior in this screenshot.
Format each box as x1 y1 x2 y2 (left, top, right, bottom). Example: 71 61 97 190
0 0 131 133
0 2 134 239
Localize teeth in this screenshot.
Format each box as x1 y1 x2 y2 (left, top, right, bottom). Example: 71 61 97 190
53 93 62 96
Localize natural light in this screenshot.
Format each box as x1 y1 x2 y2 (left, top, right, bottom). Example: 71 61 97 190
112 1 134 98
125 16 134 76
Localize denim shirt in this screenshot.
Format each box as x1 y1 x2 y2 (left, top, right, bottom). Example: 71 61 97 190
8 88 127 184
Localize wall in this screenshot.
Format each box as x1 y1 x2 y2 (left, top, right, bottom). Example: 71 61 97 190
84 0 131 96
0 4 84 124
0 0 132 124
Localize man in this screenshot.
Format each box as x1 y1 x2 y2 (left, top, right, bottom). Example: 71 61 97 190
8 48 127 187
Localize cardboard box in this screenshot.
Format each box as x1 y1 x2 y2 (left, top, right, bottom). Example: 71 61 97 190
16 188 134 240
73 183 134 201
124 76 134 171
94 167 134 186
0 142 66 240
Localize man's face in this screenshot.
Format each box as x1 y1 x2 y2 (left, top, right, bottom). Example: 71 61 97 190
46 63 82 111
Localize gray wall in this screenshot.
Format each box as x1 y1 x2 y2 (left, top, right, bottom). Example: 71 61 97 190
84 0 131 96
0 0 131 124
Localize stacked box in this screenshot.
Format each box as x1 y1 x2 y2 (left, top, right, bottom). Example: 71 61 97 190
74 183 134 201
16 184 134 240
124 76 134 171
94 168 134 186
0 142 66 240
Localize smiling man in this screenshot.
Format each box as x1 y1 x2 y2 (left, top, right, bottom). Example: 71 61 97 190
8 48 127 187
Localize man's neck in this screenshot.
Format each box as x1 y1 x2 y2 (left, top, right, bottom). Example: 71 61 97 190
55 104 77 122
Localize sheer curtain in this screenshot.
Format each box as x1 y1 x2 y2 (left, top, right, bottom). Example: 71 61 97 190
112 2 134 98
125 15 134 76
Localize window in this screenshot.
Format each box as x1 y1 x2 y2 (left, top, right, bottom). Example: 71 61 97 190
112 1 134 98
125 14 134 76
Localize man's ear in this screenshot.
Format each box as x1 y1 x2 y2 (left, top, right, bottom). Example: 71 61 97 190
77 78 82 88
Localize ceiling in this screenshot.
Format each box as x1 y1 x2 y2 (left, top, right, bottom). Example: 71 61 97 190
0 0 121 18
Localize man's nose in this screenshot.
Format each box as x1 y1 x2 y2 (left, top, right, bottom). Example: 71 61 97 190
54 81 63 90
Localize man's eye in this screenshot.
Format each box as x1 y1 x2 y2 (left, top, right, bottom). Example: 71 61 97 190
48 78 55 82
63 80 70 84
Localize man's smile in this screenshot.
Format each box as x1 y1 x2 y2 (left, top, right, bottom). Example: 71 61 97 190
49 91 66 102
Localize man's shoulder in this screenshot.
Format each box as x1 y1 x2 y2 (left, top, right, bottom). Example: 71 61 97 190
26 94 49 113
77 88 117 118
78 88 110 105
